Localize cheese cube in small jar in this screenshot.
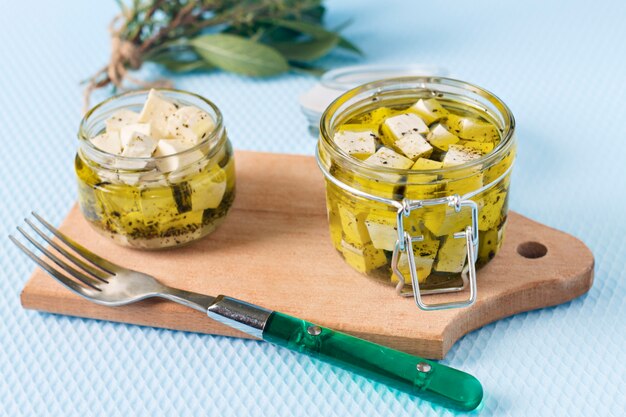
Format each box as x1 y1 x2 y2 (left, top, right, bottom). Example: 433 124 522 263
76 89 235 249
317 78 516 292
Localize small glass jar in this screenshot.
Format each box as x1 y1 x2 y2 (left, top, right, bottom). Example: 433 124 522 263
76 89 235 249
317 77 516 308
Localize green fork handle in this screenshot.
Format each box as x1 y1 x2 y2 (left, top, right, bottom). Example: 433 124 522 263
206 296 483 411
262 312 483 411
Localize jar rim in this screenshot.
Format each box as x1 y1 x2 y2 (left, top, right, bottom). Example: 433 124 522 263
78 88 224 163
318 76 516 176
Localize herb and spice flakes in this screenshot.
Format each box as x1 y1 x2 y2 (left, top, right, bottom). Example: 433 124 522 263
325 94 512 289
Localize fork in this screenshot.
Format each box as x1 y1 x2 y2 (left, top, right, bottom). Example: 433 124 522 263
10 213 483 411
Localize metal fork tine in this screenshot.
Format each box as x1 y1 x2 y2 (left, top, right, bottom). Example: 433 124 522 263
9 235 96 298
17 227 102 291
25 218 110 282
32 212 120 274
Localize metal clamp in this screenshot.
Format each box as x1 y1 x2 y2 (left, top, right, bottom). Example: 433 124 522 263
391 196 479 311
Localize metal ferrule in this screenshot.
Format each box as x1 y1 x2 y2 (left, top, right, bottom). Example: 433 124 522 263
207 296 273 339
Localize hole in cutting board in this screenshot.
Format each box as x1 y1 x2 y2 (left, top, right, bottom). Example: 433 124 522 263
517 241 548 259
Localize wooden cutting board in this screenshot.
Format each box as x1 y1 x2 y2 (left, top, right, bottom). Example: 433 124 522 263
20 151 594 359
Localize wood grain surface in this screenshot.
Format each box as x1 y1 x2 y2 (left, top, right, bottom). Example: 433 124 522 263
20 151 594 359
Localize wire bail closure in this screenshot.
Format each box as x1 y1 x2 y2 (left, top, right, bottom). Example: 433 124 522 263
391 196 479 311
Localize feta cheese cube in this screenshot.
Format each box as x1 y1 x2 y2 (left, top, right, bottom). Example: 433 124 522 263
442 145 485 196
121 133 158 161
382 113 429 141
139 186 179 218
391 253 435 284
446 115 499 142
427 124 459 151
167 106 215 145
139 89 178 138
105 109 140 133
461 140 495 154
365 147 413 169
408 158 443 186
478 189 507 231
410 98 448 125
364 211 398 251
442 144 483 167
120 123 151 149
434 236 467 273
423 205 472 236
333 129 377 160
338 204 370 245
154 138 204 172
91 131 122 154
394 132 433 160
188 167 227 210
411 158 443 170
339 240 387 273
478 229 498 261
391 236 440 283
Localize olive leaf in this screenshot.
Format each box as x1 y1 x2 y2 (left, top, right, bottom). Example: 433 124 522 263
160 59 214 73
264 18 362 56
190 34 289 77
271 34 339 62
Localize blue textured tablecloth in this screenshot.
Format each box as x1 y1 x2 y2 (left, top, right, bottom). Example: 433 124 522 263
1 1 624 416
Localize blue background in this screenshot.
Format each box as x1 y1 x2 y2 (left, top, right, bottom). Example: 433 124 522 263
1 1 624 416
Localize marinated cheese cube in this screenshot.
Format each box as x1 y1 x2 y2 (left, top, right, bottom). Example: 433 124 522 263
167 106 215 145
119 133 158 171
340 240 387 273
154 138 205 172
410 98 448 125
120 123 152 149
325 198 343 248
411 158 443 170
404 158 444 199
381 113 429 148
410 158 442 183
461 140 495 153
139 89 178 138
364 211 399 251
391 235 440 283
428 124 459 151
356 107 393 128
442 144 483 167
445 174 483 196
394 132 433 160
391 252 435 284
484 148 515 184
188 167 227 211
478 189 507 231
105 109 140 133
338 203 370 245
434 235 467 273
95 183 141 216
423 205 472 237
333 129 377 160
446 114 499 142
117 211 145 234
140 186 179 218
158 210 204 234
91 131 122 155
478 229 498 262
365 147 414 169
442 145 484 196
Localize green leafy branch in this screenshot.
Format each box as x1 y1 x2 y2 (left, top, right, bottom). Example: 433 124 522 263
84 0 361 106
